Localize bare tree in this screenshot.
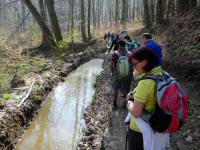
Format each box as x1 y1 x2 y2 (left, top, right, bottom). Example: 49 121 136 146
80 0 87 41
39 0 49 49
189 0 198 9
87 0 92 40
22 0 56 49
143 0 152 28
155 0 164 25
149 0 155 23
121 0 128 24
166 0 172 21
115 0 119 23
21 0 26 32
92 0 96 28
69 0 74 42
45 0 63 42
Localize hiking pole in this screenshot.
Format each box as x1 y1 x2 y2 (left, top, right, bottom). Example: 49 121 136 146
125 127 128 150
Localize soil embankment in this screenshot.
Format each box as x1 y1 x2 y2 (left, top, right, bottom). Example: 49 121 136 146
161 7 200 150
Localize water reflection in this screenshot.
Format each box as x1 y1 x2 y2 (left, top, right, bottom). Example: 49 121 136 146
16 59 103 150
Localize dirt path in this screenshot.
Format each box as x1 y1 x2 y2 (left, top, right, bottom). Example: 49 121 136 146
103 100 127 150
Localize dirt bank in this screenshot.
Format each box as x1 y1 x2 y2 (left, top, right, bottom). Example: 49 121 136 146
0 40 107 150
77 55 112 150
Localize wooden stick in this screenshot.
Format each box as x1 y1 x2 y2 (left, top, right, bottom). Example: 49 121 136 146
12 86 29 90
17 80 36 108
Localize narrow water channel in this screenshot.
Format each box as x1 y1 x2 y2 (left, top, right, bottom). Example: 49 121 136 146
16 59 103 150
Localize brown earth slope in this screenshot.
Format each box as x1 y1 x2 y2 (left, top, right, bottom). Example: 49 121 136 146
163 6 200 79
161 7 200 150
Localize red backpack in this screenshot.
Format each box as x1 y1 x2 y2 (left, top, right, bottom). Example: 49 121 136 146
140 71 189 133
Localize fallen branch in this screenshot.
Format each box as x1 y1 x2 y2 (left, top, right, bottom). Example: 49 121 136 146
17 80 36 108
12 86 29 90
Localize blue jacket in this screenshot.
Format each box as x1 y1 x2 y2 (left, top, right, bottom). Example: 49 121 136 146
144 40 162 65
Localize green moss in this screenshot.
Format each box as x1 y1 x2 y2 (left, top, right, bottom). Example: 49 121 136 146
34 95 41 102
0 57 49 89
93 75 101 88
3 92 12 100
91 94 97 105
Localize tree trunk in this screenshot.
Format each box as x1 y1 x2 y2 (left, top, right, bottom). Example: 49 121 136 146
176 0 189 15
97 0 100 28
45 0 63 42
69 0 74 42
189 0 198 9
171 0 176 16
115 0 119 24
22 0 56 49
121 0 128 24
87 0 92 40
155 0 164 25
132 0 135 21
21 0 26 32
143 0 152 28
39 0 49 49
149 0 155 23
92 0 96 28
166 0 171 21
80 0 87 41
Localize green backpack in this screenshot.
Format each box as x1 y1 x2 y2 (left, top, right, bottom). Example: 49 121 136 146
116 51 130 79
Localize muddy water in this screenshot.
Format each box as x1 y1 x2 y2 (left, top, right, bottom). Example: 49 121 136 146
16 59 103 150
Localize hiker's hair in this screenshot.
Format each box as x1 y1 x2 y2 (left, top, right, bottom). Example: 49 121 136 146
130 47 159 72
124 35 131 41
118 40 126 47
143 33 152 39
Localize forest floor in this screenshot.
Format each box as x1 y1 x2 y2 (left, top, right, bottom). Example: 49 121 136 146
0 39 107 150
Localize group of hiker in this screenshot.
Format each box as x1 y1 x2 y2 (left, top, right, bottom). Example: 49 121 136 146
105 31 189 150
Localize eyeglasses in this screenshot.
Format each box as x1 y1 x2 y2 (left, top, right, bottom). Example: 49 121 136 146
132 61 141 66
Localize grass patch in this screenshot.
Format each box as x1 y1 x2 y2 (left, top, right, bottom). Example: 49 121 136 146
34 95 41 102
3 92 12 100
0 57 66 90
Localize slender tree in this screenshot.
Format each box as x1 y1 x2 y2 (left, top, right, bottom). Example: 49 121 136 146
189 0 198 9
155 0 164 25
166 0 172 21
149 0 155 23
143 0 152 28
87 0 92 39
21 0 26 32
92 0 96 28
45 0 63 42
39 0 49 49
69 0 74 42
176 0 188 15
115 0 119 24
121 0 128 24
80 0 87 41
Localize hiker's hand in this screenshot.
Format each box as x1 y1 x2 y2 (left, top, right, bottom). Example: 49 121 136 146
127 101 133 111
126 92 134 101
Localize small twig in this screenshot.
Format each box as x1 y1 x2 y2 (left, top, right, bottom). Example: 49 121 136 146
17 80 36 108
12 86 29 90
